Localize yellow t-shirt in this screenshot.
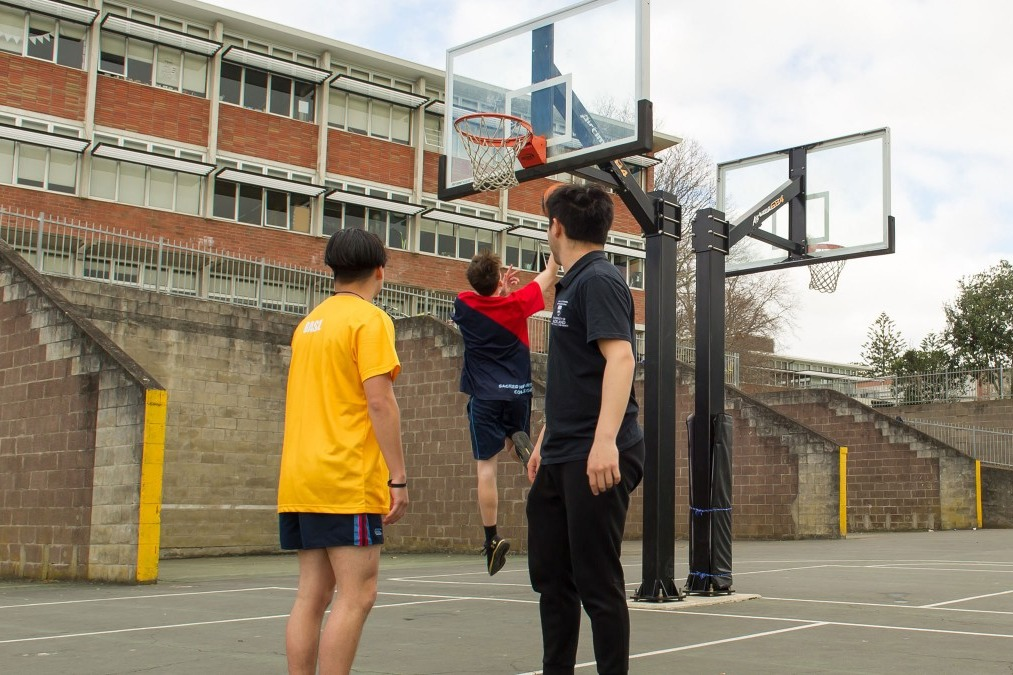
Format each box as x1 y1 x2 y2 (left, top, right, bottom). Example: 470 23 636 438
277 294 401 514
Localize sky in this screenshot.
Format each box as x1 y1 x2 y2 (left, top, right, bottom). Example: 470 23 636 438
204 0 1013 365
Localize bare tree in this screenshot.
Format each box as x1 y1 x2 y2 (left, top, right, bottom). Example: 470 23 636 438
651 138 795 372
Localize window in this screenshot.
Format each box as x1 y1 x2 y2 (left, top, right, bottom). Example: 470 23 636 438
424 110 443 148
0 122 82 194
0 6 86 69
212 161 317 231
323 199 409 249
220 65 315 122
99 32 208 96
88 135 204 214
505 234 549 272
327 70 415 144
418 215 495 260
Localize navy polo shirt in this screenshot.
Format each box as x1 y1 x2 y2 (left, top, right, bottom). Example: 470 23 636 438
541 250 642 464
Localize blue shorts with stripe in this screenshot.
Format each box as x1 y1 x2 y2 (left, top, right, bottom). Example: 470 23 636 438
467 396 531 461
279 513 385 550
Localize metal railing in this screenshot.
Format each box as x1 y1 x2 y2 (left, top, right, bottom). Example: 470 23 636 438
741 365 1010 406
903 418 1013 468
2 206 740 378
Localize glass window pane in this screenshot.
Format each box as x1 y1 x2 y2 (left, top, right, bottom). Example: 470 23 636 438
291 193 311 233
327 89 346 128
155 45 182 90
56 21 85 68
243 68 268 111
0 7 23 56
47 148 77 193
181 52 207 96
90 156 117 199
392 105 410 144
219 61 241 103
505 236 520 268
344 203 365 230
265 189 288 228
126 38 153 84
367 209 385 239
459 236 475 261
26 15 55 61
176 172 200 214
370 100 391 139
0 139 14 184
628 257 644 289
389 214 407 250
294 81 314 122
237 183 263 224
213 179 236 218
323 200 341 235
424 112 442 147
419 218 437 254
118 161 146 205
346 94 368 133
148 167 174 209
437 222 455 257
100 32 125 74
269 75 292 116
16 143 46 187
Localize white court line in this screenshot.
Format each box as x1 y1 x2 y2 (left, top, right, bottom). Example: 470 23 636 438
921 589 1013 608
514 623 829 674
764 596 1013 616
0 586 287 610
0 597 477 646
864 565 1013 574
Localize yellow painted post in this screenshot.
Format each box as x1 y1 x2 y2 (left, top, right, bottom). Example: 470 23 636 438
839 447 848 537
137 389 168 583
975 460 983 529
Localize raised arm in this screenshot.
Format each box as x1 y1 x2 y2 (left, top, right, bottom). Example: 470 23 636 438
533 252 559 293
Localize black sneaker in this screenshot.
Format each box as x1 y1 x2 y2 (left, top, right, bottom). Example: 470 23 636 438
510 431 534 467
483 536 510 576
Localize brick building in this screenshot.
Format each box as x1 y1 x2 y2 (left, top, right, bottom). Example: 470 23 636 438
0 0 674 328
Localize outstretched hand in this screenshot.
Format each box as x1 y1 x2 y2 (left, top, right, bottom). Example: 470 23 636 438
500 265 520 295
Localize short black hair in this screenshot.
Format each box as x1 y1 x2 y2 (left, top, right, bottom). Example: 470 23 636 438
543 184 613 245
323 228 388 283
466 249 501 296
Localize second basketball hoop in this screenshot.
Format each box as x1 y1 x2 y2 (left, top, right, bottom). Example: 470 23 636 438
453 113 546 192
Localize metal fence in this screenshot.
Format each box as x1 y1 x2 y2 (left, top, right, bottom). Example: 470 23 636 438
1 206 743 378
903 418 1013 468
744 366 1010 406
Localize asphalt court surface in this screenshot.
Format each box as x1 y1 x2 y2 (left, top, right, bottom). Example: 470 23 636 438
1 529 1012 674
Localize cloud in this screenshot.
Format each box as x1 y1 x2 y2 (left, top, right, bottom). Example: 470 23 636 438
203 0 1013 363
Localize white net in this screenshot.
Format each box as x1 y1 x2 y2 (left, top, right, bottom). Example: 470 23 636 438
454 114 533 192
808 258 846 293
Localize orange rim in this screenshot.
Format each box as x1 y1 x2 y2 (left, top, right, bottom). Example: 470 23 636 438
454 113 533 148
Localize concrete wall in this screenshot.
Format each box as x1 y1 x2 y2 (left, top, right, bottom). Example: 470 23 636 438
877 399 1013 432
49 277 296 558
754 389 979 532
981 466 1013 528
1 241 166 582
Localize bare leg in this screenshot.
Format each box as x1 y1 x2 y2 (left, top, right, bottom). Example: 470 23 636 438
476 453 501 527
286 549 335 675
317 545 381 675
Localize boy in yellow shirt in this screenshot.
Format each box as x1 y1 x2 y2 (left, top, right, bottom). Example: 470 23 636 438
277 228 408 674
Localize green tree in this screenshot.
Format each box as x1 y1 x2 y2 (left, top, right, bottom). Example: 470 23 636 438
892 333 958 404
860 312 906 376
944 260 1013 369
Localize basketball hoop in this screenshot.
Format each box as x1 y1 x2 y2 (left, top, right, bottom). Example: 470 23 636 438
807 243 845 293
453 113 546 192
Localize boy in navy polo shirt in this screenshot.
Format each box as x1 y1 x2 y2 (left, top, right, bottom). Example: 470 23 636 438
527 183 645 675
452 248 558 575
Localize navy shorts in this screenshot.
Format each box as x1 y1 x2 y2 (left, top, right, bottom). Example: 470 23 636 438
467 396 531 461
279 513 384 550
